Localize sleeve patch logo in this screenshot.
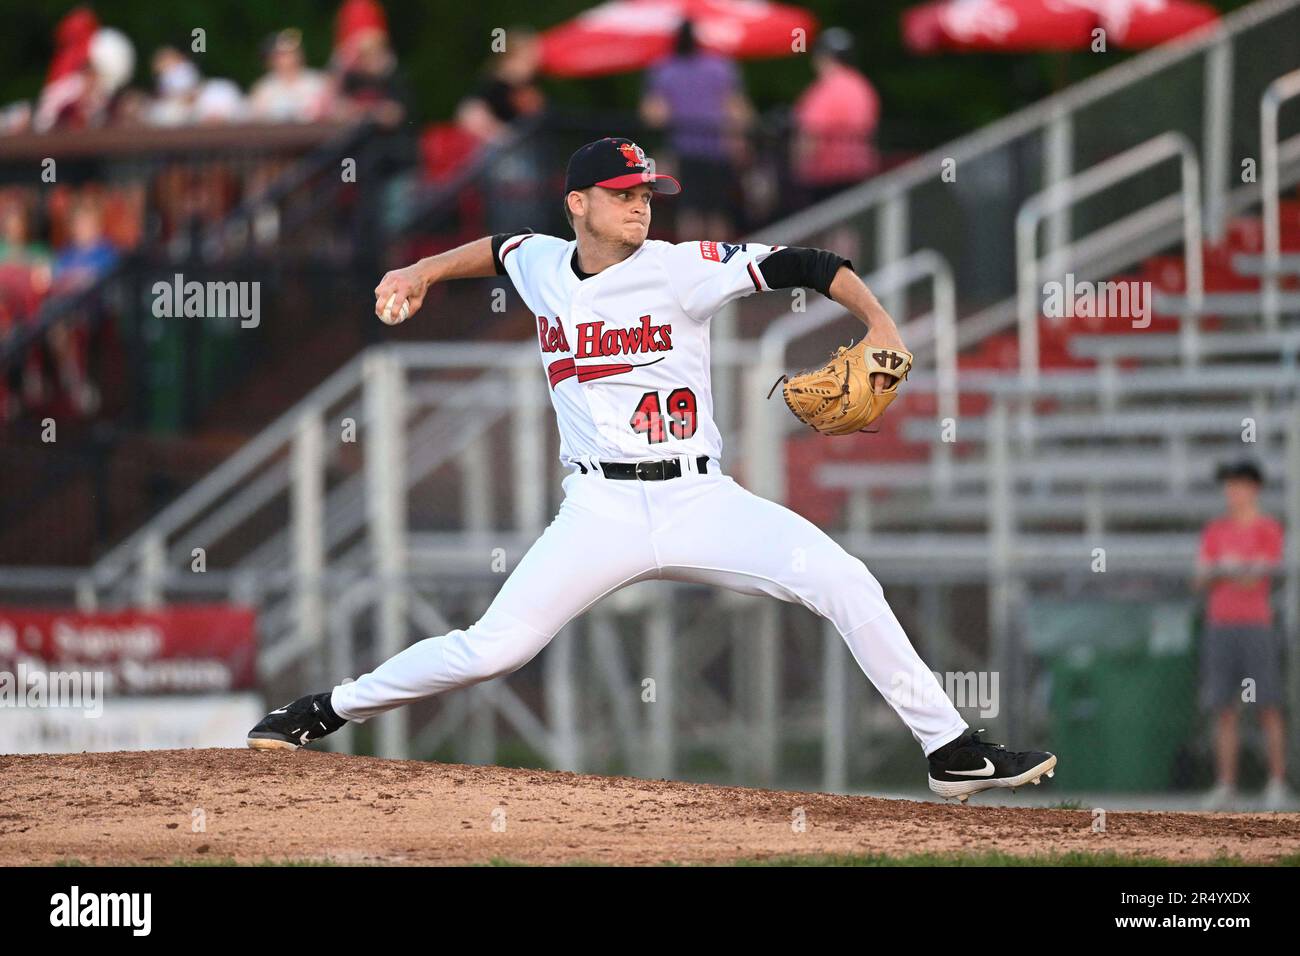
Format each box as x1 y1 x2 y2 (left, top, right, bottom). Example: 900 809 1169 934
720 242 746 263
699 240 720 262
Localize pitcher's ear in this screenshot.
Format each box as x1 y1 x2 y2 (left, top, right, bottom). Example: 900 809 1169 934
565 189 593 230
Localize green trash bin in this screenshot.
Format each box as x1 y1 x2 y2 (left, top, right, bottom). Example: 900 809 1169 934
1046 646 1196 790
141 312 184 433
1030 600 1198 792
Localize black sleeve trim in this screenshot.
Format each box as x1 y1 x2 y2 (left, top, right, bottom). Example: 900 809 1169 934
491 230 535 275
757 246 852 298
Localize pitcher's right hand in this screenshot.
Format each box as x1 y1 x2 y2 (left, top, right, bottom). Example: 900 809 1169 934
374 265 429 325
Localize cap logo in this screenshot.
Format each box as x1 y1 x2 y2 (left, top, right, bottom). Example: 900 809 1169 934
617 141 648 169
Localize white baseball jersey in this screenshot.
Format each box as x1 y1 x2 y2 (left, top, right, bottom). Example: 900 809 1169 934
496 234 784 469
326 229 973 763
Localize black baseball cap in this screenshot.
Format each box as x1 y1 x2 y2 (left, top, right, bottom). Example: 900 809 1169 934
564 137 681 196
1216 459 1264 485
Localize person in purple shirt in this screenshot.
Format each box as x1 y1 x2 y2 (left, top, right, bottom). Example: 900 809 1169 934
641 19 753 239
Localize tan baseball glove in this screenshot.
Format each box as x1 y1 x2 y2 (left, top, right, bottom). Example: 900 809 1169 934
767 340 913 435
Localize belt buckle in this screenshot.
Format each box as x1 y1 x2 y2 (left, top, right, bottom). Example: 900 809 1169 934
635 461 655 481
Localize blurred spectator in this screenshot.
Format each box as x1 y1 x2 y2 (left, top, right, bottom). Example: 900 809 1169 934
195 79 248 125
0 204 53 278
641 19 752 239
35 18 137 132
335 0 386 62
4 199 117 418
0 203 52 351
1195 460 1292 811
33 6 99 132
0 101 33 134
249 29 331 124
148 47 246 126
148 47 202 126
330 0 410 128
792 27 881 206
456 28 545 144
53 200 119 292
89 29 136 102
454 28 548 234
46 7 101 89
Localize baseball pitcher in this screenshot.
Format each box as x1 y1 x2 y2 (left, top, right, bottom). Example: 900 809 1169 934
248 137 1057 801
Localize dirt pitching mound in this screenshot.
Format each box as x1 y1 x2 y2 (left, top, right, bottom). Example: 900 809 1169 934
2 749 1297 865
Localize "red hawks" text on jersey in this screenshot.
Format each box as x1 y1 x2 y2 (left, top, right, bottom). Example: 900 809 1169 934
575 315 672 358
538 314 673 358
537 316 570 353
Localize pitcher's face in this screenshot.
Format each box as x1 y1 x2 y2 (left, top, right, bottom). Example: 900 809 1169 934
577 184 652 249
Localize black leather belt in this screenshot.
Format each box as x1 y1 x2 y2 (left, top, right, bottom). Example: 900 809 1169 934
577 456 710 480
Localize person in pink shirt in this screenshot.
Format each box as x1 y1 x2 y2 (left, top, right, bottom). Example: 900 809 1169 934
1194 460 1292 810
792 28 881 207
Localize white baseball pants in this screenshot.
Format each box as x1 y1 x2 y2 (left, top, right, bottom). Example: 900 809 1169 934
330 463 969 756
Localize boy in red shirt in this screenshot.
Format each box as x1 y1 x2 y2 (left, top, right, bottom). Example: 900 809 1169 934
1194 460 1291 810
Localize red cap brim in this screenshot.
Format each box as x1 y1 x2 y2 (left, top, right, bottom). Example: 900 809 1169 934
594 173 682 196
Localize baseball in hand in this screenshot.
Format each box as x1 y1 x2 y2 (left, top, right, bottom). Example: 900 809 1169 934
381 293 410 325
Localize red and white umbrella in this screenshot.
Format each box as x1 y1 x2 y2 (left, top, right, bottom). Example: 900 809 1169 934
903 0 1220 54
540 0 819 78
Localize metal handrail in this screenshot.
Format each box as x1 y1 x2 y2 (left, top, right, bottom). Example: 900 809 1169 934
389 113 547 235
236 376 514 574
751 250 956 501
89 343 539 600
758 251 956 410
90 350 367 589
873 141 1300 389
207 120 375 254
2 123 376 377
1261 66 1300 328
1016 132 1203 385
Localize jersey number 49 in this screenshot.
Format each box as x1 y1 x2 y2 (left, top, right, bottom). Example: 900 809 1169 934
630 388 698 443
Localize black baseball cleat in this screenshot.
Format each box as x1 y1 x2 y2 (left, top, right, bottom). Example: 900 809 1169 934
927 728 1057 802
246 692 347 750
